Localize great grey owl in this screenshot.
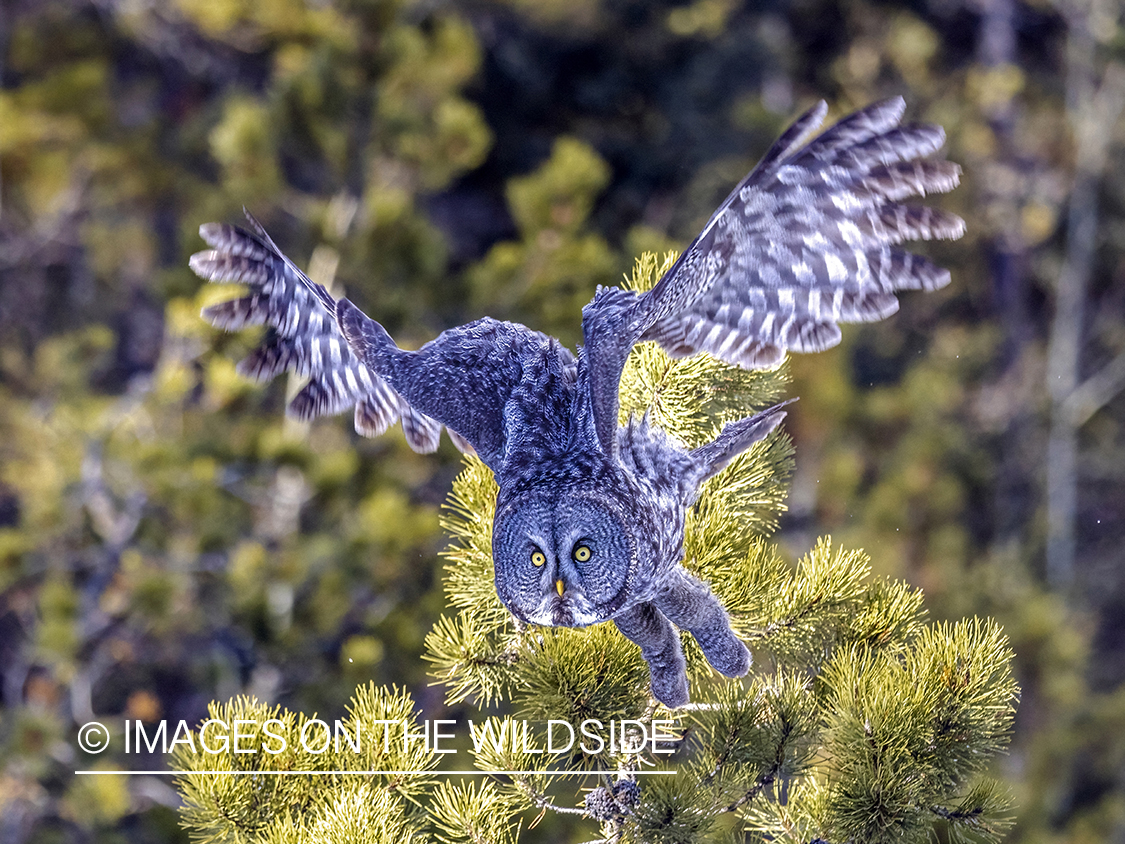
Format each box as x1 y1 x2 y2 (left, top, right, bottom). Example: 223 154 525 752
191 97 963 707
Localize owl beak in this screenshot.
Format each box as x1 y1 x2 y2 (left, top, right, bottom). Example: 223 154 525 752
555 579 565 597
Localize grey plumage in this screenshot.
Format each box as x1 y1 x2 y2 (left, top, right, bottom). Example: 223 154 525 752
191 98 963 707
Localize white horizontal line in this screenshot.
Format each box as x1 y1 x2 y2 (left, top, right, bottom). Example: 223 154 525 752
75 770 676 776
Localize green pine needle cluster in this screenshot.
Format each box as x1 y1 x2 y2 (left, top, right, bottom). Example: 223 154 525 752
174 253 1018 844
174 689 438 844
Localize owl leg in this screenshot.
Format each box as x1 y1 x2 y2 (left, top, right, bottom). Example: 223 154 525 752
613 603 689 708
654 567 750 678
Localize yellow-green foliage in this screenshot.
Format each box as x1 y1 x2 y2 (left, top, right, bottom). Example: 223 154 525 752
175 690 437 843
819 620 1017 844
469 138 621 344
428 779 522 844
61 768 132 827
210 96 283 202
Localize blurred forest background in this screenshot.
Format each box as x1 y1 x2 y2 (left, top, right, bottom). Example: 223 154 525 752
1 0 1124 841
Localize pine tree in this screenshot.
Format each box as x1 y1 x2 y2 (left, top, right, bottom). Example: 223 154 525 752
171 252 1018 843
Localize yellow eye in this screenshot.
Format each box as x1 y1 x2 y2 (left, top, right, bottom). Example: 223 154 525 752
531 551 546 567
573 545 591 563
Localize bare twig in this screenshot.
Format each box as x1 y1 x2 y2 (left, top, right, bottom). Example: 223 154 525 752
1063 348 1125 428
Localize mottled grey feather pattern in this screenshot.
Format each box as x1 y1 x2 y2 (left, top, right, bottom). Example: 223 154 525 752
336 299 577 472
193 98 963 707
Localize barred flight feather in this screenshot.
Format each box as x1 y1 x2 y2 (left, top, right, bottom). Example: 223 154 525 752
639 96 963 368
195 220 460 454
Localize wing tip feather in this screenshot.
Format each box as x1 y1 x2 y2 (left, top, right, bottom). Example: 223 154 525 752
188 250 217 279
198 222 226 245
925 266 954 291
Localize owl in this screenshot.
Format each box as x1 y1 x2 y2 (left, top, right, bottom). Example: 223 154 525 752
191 97 963 707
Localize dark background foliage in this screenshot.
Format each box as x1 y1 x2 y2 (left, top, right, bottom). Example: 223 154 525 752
1 0 1123 841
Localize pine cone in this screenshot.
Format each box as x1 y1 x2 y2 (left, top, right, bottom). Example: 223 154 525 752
584 786 617 820
612 778 640 812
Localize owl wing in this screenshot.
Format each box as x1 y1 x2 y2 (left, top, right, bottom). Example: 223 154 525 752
191 219 469 455
582 97 964 454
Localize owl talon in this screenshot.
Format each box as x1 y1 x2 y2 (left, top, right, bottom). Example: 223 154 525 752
703 638 751 678
650 668 690 709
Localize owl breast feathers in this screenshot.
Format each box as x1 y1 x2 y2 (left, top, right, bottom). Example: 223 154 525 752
191 97 963 707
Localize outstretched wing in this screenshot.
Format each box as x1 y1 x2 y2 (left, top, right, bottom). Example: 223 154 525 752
191 220 457 454
582 97 964 454
642 97 964 363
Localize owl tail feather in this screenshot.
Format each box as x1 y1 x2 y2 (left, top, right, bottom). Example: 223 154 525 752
689 399 795 485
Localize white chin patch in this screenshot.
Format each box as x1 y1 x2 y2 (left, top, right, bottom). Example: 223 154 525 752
528 594 601 628
568 605 602 626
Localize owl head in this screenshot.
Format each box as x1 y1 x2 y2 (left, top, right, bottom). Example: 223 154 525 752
491 480 645 628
